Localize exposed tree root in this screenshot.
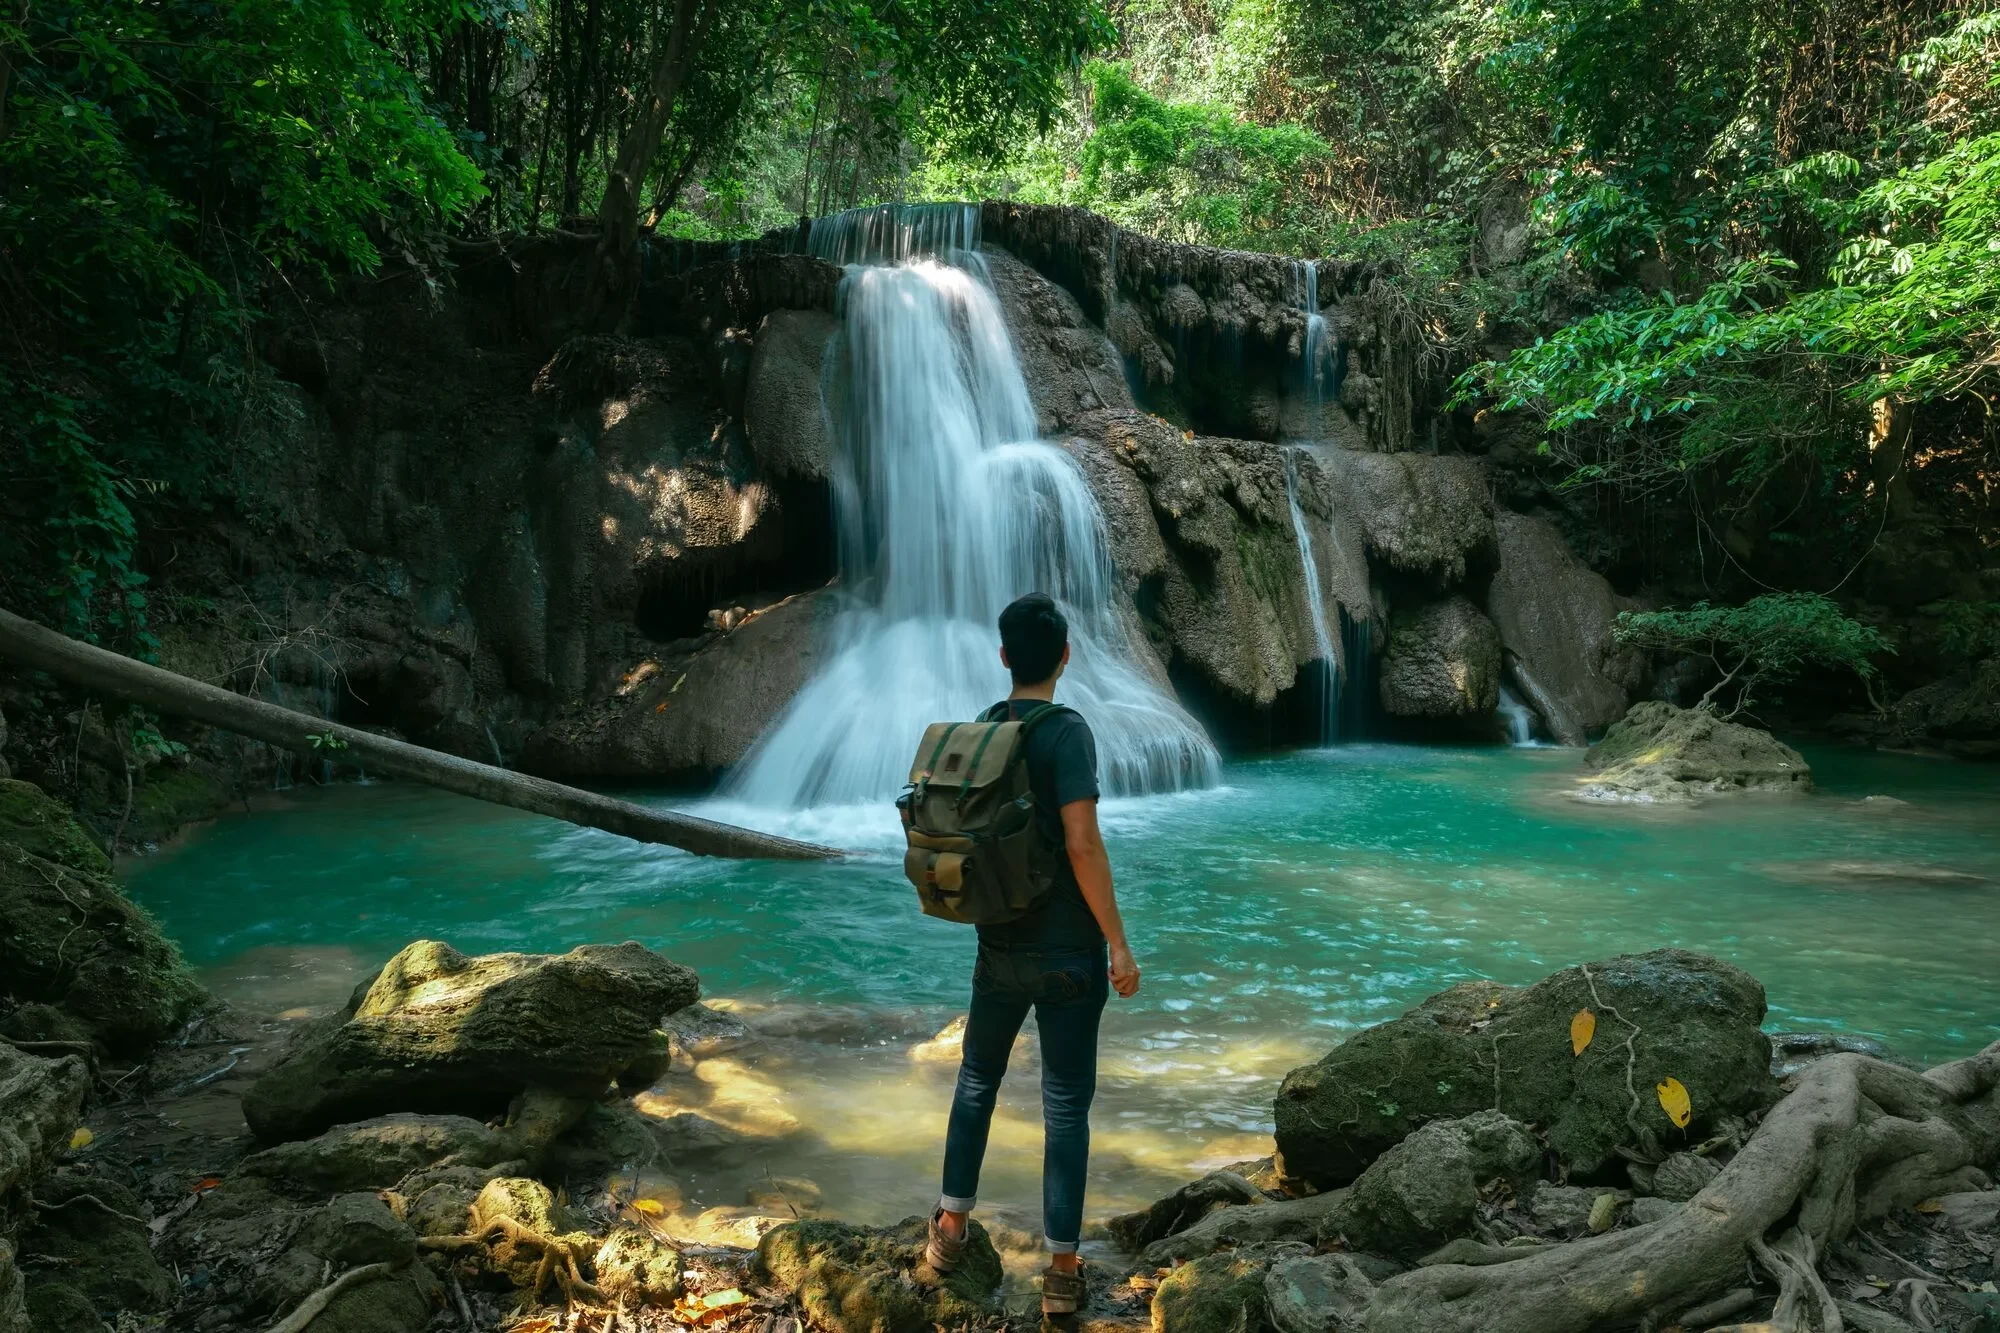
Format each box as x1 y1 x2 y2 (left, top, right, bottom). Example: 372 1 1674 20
1362 1039 2000 1333
420 1215 606 1306
262 1260 402 1333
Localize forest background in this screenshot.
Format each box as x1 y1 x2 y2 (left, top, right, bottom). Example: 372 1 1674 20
2 0 1997 711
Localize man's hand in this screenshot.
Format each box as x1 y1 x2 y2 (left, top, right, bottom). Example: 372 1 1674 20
1108 943 1141 998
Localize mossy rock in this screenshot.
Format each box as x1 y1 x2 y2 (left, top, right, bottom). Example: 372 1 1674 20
1274 950 1776 1188
23 1279 100 1332
0 778 110 874
128 766 231 844
464 1177 596 1289
1152 1243 1302 1333
594 1227 684 1305
757 1217 1003 1333
1577 702 1812 803
0 837 205 1055
19 1174 175 1313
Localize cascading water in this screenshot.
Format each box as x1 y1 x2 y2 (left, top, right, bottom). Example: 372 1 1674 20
1283 448 1337 746
727 205 1220 808
1496 684 1539 747
1284 259 1341 745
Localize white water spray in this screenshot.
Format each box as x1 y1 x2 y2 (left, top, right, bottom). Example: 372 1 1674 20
1284 260 1341 744
728 207 1219 808
1497 684 1539 746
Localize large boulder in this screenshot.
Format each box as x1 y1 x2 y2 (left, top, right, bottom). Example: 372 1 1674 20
1865 658 2000 759
756 1217 1002 1333
243 939 698 1143
1335 1111 1540 1257
1318 451 1494 582
744 309 837 481
1152 1242 1307 1333
1274 950 1776 1189
1485 512 1645 744
1379 597 1502 718
1577 702 1812 803
0 781 204 1053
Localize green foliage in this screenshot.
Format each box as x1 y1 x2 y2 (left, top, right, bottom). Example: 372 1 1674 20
1614 593 1893 715
1 0 483 643
1933 601 2000 662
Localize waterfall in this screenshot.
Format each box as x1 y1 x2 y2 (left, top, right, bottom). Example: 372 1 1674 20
1497 684 1538 747
1283 448 1337 746
727 206 1220 808
1286 259 1341 745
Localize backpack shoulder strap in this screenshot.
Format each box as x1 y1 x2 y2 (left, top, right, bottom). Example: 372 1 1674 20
1015 702 1079 735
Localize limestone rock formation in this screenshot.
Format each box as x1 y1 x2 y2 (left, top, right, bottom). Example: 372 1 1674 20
239 1113 508 1195
1849 657 2000 759
981 246 1134 434
1379 596 1502 718
1336 1111 1541 1257
1274 949 1775 1188
0 779 204 1054
1485 511 1645 744
520 587 832 778
755 1217 1003 1333
1577 702 1812 803
744 309 837 481
243 939 699 1142
1318 450 1494 581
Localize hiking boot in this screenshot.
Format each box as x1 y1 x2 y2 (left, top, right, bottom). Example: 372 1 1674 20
1041 1264 1084 1316
925 1209 966 1273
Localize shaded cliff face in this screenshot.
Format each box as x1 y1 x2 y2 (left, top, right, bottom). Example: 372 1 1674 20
2 203 1648 829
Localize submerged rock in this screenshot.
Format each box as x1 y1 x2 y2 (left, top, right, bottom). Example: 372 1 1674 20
243 939 698 1142
0 780 205 1054
1379 596 1503 719
1575 702 1812 803
1336 1111 1540 1257
756 1217 1003 1333
1274 949 1775 1189
1264 1252 1376 1333
1484 512 1645 745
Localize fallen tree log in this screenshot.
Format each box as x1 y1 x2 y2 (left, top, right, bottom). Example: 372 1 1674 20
1362 1038 2000 1333
0 608 839 861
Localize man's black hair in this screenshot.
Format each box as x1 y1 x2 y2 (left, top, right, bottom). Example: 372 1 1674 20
999 593 1068 685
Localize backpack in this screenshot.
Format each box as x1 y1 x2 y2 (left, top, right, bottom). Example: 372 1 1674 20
896 701 1074 925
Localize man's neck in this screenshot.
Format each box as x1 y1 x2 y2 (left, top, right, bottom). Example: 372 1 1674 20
1008 679 1058 704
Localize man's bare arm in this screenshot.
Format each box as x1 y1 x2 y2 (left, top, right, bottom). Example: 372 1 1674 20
1060 797 1139 997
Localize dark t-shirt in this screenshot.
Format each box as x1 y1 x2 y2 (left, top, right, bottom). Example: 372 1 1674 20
975 699 1104 951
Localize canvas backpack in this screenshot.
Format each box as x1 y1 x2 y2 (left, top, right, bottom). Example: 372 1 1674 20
896 701 1073 925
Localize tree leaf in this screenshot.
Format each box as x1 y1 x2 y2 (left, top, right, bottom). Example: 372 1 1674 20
1571 1008 1596 1055
1657 1076 1693 1128
67 1127 94 1151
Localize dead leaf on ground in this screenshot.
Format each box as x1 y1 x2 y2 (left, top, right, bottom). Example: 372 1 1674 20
1570 1009 1596 1056
1657 1077 1692 1129
67 1127 94 1151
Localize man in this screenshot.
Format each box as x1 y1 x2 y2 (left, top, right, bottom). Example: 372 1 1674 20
923 592 1142 1317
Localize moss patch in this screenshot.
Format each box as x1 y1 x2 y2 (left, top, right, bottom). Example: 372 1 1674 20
0 778 110 874
757 1217 1003 1333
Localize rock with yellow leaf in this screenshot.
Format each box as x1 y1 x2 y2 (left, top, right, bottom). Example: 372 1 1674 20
1274 949 1776 1188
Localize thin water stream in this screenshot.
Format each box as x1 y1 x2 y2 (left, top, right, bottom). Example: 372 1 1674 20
127 745 2000 1241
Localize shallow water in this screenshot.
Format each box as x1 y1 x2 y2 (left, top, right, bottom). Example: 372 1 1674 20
127 743 2000 1240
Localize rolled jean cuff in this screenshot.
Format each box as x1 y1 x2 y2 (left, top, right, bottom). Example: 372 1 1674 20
938 1193 976 1213
1046 1236 1079 1255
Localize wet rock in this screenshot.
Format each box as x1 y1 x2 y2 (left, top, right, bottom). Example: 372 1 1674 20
1318 451 1494 581
1629 1196 1681 1226
399 1164 497 1239
1379 596 1503 718
1264 1251 1375 1333
1576 702 1812 803
18 1174 174 1313
243 939 697 1142
983 247 1135 434
0 1044 87 1215
1144 1190 1350 1266
241 1113 506 1194
746 1175 824 1215
744 309 836 480
1108 1170 1264 1251
691 1205 790 1247
1650 1151 1720 1202
757 1217 1003 1333
664 1002 752 1064
593 1227 684 1304
544 1101 661 1180
635 1108 754 1159
0 1240 21 1333
1527 1184 1599 1237
1151 1241 1306 1333
0 781 206 1054
1484 512 1644 744
1768 1031 1906 1079
1337 1111 1540 1257
1274 949 1775 1188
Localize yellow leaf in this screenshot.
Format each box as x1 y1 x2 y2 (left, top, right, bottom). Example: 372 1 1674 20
67 1127 94 1151
632 1198 665 1215
1657 1077 1693 1129
1570 1009 1596 1056
1913 1199 1943 1214
696 1290 749 1311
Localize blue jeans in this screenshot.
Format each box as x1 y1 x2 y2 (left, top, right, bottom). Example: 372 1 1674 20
938 942 1109 1253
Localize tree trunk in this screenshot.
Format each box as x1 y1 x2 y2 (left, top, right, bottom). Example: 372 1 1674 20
589 0 706 325
0 609 839 862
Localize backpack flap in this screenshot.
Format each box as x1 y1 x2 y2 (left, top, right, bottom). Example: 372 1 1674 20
907 720 1022 795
